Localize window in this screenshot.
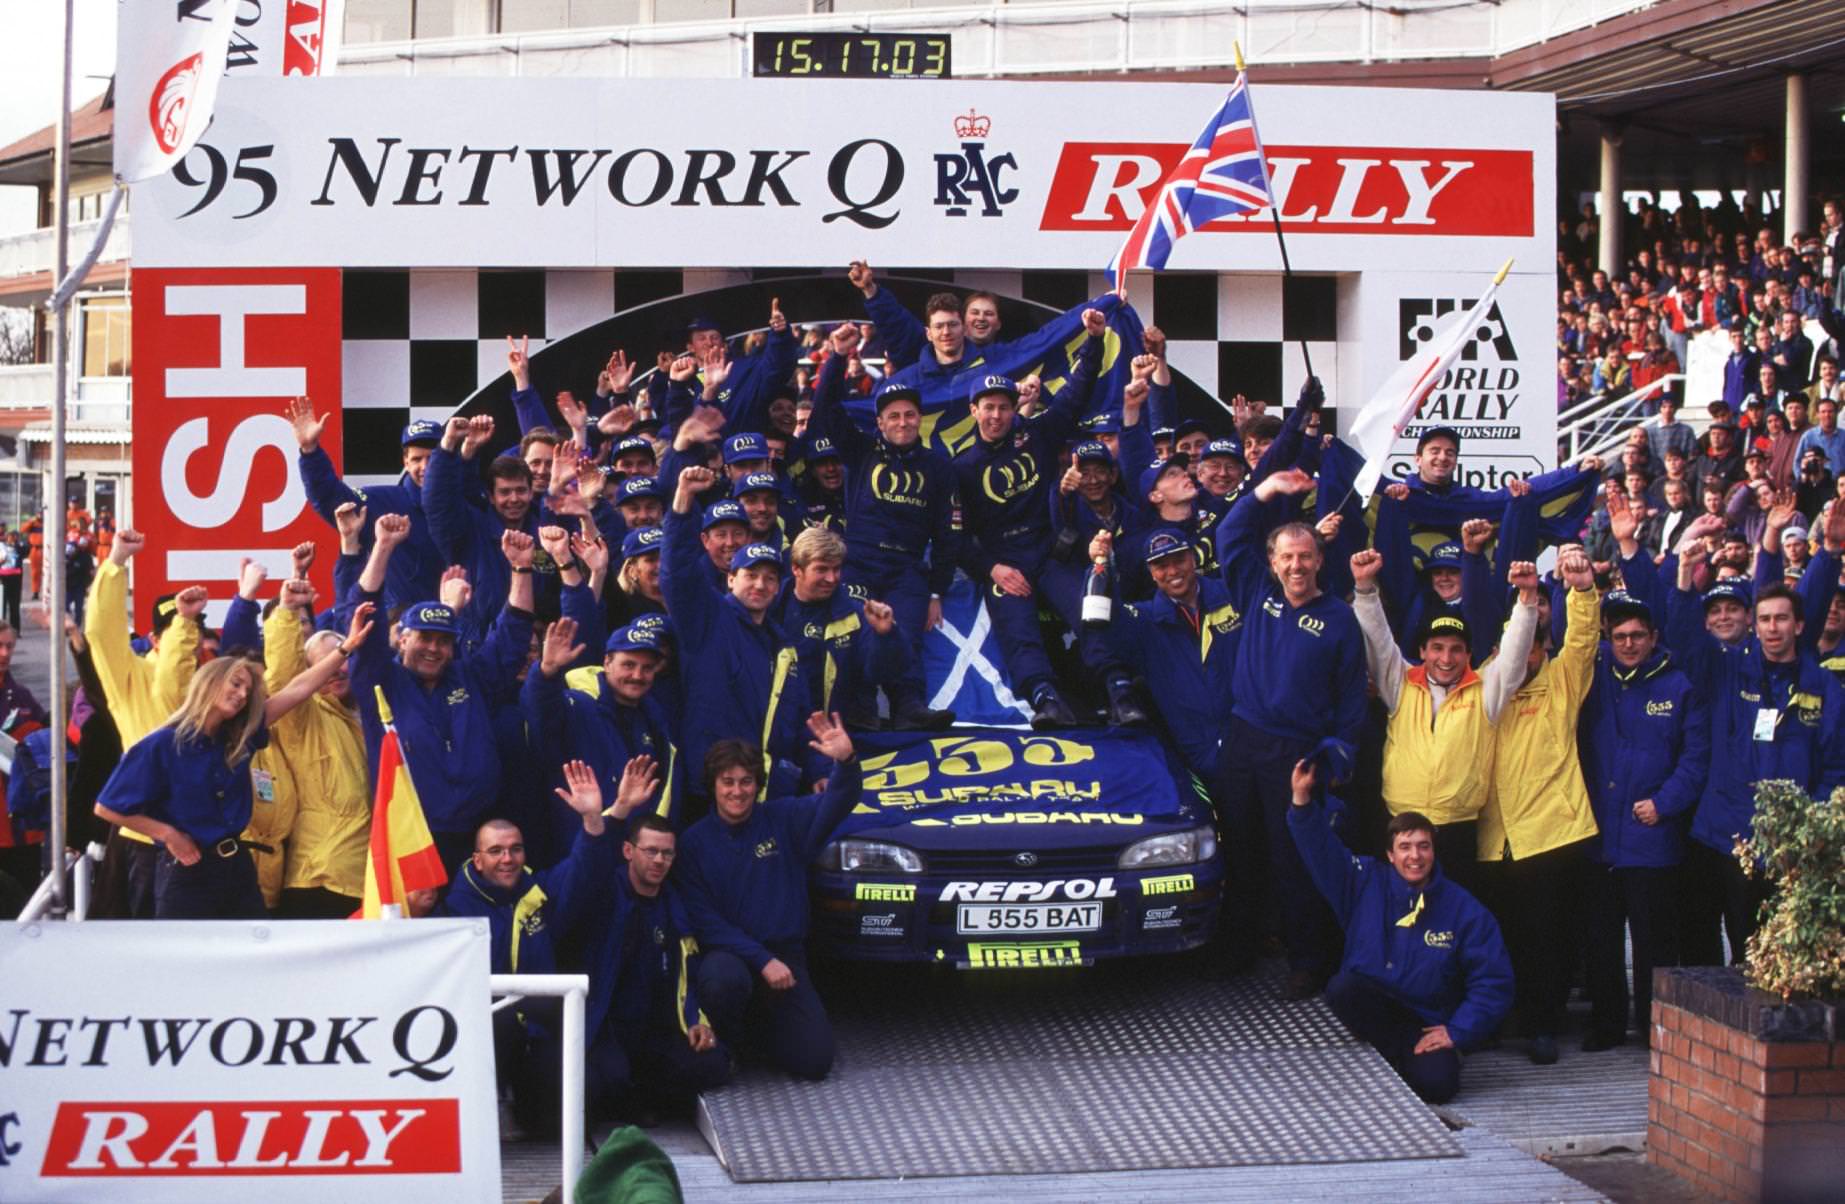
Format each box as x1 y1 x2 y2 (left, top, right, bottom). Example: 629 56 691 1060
80 295 131 379
345 0 412 41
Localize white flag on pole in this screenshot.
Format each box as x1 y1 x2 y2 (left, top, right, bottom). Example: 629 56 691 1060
1346 260 1514 501
113 0 238 183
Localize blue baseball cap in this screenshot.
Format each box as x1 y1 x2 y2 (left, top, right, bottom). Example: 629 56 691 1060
1151 426 1177 442
876 382 922 412
1201 437 1244 461
629 611 671 642
806 436 841 461
701 500 748 531
736 470 781 497
617 476 663 504
722 433 769 464
686 316 721 335
1073 441 1115 468
400 602 460 636
1081 411 1123 435
968 374 1019 405
604 621 667 657
1702 579 1752 610
401 419 442 447
621 526 664 563
1601 589 1653 626
729 543 784 572
613 435 655 461
1424 543 1464 571
1175 417 1209 439
1137 454 1191 500
1142 528 1195 565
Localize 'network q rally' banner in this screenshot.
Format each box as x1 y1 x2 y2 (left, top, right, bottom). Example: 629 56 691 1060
129 75 1555 621
0 921 499 1202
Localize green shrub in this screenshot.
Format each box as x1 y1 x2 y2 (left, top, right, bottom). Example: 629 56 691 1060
1737 780 1845 1001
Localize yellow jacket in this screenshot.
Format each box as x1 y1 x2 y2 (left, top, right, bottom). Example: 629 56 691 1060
266 606 371 902
85 560 200 845
1478 585 1601 861
240 609 308 909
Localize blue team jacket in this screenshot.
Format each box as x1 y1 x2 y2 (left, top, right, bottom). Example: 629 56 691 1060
767 585 908 717
298 447 443 612
348 586 533 835
579 871 708 1041
1580 645 1710 868
675 759 864 971
1289 799 1513 1049
439 823 616 978
1101 577 1241 776
809 352 962 593
658 506 808 794
521 666 683 835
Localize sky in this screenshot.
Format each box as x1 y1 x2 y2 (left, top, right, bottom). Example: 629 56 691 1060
0 0 118 230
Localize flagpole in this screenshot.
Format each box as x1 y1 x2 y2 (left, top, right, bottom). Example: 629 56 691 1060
44 0 74 915
1235 42 1314 385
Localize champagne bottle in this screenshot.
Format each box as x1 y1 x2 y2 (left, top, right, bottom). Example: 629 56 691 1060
1081 550 1113 627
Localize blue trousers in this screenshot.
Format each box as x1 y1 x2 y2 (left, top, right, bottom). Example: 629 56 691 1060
844 555 932 710
696 947 835 1080
983 555 1124 698
153 845 266 920
1325 971 1461 1103
1216 717 1341 979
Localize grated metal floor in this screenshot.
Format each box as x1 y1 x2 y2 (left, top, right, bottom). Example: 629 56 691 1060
1447 1039 1652 1157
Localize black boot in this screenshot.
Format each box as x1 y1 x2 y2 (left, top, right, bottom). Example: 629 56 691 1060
1030 684 1078 729
1106 678 1149 727
892 700 956 731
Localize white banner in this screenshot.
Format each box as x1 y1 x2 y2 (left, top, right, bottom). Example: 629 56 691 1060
137 76 1554 273
114 0 238 183
221 0 345 78
0 920 499 1202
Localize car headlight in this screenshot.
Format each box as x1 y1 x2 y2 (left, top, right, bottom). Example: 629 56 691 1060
1117 826 1217 869
818 839 924 874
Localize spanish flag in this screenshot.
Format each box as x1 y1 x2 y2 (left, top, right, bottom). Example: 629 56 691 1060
358 687 447 918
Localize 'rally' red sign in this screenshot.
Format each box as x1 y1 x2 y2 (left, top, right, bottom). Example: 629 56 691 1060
1039 143 1533 236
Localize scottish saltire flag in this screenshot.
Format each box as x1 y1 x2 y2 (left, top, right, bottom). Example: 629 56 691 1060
922 577 1033 726
1106 73 1272 285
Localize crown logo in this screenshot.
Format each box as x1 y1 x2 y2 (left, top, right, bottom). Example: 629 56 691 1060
954 109 991 139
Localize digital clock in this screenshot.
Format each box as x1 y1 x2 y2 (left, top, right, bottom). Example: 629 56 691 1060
752 32 952 80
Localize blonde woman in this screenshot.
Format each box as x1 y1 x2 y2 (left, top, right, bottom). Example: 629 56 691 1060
95 603 378 919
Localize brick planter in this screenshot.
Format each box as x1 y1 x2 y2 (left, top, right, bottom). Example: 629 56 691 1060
1649 966 1842 1201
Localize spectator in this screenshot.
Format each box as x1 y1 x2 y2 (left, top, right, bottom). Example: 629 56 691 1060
1795 399 1845 475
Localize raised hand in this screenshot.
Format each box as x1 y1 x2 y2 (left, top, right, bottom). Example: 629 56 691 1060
1254 467 1314 501
1130 353 1158 382
604 350 633 394
1507 476 1532 498
1122 377 1149 410
556 390 589 434
863 599 895 636
291 540 317 579
611 754 660 819
572 532 609 577
829 322 860 357
1059 464 1082 495
806 710 854 763
442 416 471 452
700 348 732 396
1350 548 1383 590
237 557 269 601
506 334 531 389
1765 489 1799 533
847 260 876 297
1557 545 1595 590
1606 490 1640 545
463 415 496 457
550 443 581 495
680 465 717 494
1315 512 1344 543
1088 529 1114 565
344 601 378 652
280 577 316 612
502 529 535 569
1460 517 1495 555
175 585 209 620
553 759 605 819
286 396 326 452
375 512 411 549
597 404 637 437
110 527 146 565
1508 560 1540 598
1142 326 1166 360
540 615 584 677
1082 307 1107 338
769 296 787 334
438 565 472 612
578 461 608 503
669 354 699 384
537 525 572 566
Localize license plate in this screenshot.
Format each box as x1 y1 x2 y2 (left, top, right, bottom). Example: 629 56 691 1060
956 903 1102 934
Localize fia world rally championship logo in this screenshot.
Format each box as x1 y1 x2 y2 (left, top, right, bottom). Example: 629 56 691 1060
1398 297 1523 441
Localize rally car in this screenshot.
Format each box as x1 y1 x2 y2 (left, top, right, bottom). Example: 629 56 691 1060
809 726 1222 968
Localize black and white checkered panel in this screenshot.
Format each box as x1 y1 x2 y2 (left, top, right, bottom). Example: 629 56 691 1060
335 266 1340 480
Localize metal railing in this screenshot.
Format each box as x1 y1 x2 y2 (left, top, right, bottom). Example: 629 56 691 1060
14 842 103 923
1557 374 1686 465
490 972 590 1196
0 216 131 283
338 0 1655 79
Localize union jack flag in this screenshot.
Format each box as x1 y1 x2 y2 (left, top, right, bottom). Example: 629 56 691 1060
1106 73 1272 286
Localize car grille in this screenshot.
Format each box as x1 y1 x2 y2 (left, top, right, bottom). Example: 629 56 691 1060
922 845 1125 873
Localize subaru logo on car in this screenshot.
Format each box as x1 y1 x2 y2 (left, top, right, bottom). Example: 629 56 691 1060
1012 851 1038 868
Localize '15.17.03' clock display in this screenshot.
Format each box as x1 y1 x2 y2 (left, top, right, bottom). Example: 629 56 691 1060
752 32 952 79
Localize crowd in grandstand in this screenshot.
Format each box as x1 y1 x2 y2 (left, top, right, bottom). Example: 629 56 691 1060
3 215 1844 1121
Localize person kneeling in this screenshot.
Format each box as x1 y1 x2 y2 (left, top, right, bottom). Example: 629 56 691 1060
1287 761 1512 1103
675 713 862 1081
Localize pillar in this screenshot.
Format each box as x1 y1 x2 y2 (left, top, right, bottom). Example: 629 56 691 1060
1784 72 1809 242
1598 124 1622 276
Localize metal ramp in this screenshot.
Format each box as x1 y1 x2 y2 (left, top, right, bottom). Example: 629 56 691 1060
695 957 1463 1183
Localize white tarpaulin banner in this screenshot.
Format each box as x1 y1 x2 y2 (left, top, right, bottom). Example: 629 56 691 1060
0 920 499 1202
221 0 345 78
114 0 239 183
136 76 1553 274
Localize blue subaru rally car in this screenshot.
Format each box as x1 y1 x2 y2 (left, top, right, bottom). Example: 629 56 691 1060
809 726 1223 968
